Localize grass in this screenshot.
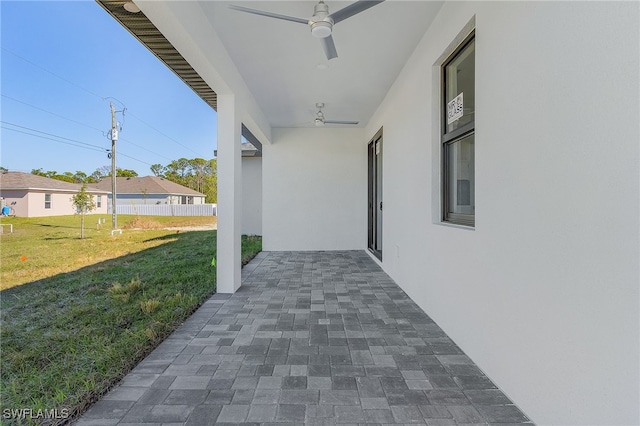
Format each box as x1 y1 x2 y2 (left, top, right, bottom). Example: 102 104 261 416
0 214 218 291
0 214 261 425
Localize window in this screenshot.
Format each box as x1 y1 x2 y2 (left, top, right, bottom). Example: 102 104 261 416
442 34 475 226
97 195 102 208
44 193 52 209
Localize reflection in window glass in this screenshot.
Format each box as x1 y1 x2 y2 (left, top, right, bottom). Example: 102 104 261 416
445 134 475 218
445 39 475 134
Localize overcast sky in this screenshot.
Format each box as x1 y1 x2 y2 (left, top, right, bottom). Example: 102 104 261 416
1 1 217 177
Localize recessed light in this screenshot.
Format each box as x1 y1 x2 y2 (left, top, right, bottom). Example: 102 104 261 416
123 2 141 13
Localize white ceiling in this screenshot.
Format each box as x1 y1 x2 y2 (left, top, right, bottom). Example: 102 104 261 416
200 1 443 128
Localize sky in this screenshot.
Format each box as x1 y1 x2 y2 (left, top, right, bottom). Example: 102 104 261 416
1 1 218 177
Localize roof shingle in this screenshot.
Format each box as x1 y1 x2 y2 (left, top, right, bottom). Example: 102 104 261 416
93 176 205 196
0 172 109 193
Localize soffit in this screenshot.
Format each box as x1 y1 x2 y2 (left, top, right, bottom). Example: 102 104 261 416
96 1 218 111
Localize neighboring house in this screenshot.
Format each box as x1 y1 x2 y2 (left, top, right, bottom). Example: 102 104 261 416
0 171 109 217
99 2 639 425
93 176 206 205
216 141 263 235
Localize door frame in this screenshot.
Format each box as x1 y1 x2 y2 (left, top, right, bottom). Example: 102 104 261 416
368 128 383 260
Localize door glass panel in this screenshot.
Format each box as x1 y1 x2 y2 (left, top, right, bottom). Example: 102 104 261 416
368 133 383 260
375 140 382 252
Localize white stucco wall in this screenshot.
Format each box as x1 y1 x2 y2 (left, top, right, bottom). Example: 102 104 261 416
21 191 109 217
263 128 366 251
1 190 28 217
366 2 639 425
242 157 262 236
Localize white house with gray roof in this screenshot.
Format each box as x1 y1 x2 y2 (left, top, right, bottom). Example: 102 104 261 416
93 176 206 205
0 171 109 217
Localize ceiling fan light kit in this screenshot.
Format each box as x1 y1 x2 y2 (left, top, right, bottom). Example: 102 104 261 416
311 21 333 38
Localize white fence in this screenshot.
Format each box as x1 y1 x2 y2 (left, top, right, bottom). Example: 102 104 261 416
109 204 217 216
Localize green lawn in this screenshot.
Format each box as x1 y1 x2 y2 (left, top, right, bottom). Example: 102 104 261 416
0 215 261 425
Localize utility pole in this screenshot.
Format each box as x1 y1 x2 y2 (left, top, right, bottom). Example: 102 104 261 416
110 102 118 230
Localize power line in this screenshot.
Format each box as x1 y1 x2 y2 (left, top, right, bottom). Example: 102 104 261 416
2 94 104 132
1 127 106 154
4 47 211 158
127 111 207 157
1 121 107 151
0 121 154 167
2 95 175 162
2 47 104 101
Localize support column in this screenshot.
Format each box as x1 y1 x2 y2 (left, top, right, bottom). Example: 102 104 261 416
216 94 242 293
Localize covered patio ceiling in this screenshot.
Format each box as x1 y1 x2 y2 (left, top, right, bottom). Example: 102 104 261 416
98 0 443 130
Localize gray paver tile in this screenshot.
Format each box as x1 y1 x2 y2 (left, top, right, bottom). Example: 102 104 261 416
364 408 396 423
216 404 249 422
360 396 389 410
81 400 134 419
143 404 194 423
150 376 176 389
102 386 148 401
320 390 361 406
231 388 255 404
184 405 221 425
464 389 512 405
447 405 484 423
252 389 281 404
257 375 283 389
164 390 208 405
390 405 425 423
204 390 234 405
169 376 210 390
308 376 333 389
247 404 277 422
279 389 319 404
476 405 530 423
276 404 306 422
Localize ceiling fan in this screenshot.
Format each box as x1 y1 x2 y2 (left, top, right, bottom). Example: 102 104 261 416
314 103 359 126
229 0 385 60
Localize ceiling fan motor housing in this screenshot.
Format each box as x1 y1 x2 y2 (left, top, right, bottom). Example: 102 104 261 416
310 1 333 38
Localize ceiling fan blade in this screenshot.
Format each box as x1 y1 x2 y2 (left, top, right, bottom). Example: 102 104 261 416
329 0 385 24
229 4 309 25
321 35 338 60
324 120 359 125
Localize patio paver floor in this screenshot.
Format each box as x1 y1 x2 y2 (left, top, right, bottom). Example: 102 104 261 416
76 250 532 425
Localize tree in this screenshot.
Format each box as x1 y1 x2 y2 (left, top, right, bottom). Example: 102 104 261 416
150 164 164 177
73 171 88 183
92 166 111 181
151 157 217 203
51 174 74 183
117 168 138 177
71 184 97 239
